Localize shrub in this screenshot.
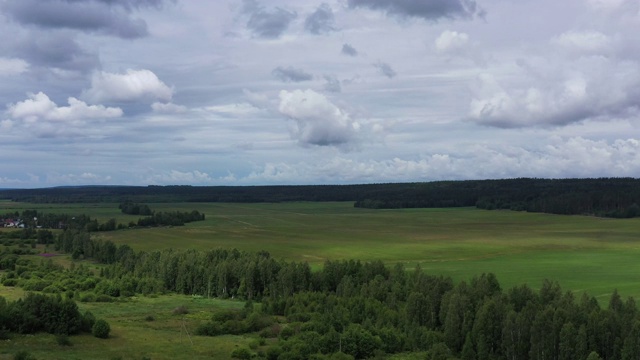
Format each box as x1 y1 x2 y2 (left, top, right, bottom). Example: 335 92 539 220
279 326 295 340
144 315 155 322
79 293 96 302
2 278 18 287
56 334 72 346
0 327 10 340
95 294 114 303
42 285 63 294
13 351 36 360
230 347 252 360
81 311 96 333
211 309 240 322
266 346 283 360
195 321 222 336
172 305 189 315
92 319 110 339
427 343 451 360
260 323 281 338
222 319 247 335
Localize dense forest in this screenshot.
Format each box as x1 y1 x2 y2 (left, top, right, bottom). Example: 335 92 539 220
0 228 637 359
1 178 639 218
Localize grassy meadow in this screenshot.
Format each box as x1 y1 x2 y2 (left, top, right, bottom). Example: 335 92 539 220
0 289 257 360
2 200 640 301
2 200 640 359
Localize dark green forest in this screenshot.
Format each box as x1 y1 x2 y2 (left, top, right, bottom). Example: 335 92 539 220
2 178 639 218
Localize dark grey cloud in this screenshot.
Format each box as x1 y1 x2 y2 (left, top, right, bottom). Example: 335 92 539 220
243 0 297 39
17 31 100 72
305 3 336 35
374 61 396 78
347 0 483 21
272 66 313 82
70 0 170 11
323 75 341 93
1 0 153 38
341 43 358 56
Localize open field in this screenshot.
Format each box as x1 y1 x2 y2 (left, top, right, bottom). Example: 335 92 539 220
0 289 256 360
2 201 640 301
3 200 640 359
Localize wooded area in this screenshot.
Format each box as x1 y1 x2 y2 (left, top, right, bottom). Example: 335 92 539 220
1 227 637 359
2 178 639 218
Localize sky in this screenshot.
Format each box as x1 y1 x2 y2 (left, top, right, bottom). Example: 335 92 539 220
1 0 640 188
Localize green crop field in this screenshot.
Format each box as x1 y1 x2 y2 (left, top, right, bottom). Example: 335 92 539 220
2 201 640 301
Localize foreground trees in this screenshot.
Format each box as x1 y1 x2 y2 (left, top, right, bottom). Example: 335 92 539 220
0 293 100 336
43 231 637 359
4 227 640 359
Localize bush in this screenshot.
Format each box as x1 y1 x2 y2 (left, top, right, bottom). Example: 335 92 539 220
211 309 240 322
13 351 36 360
95 294 115 303
249 339 260 350
2 278 18 286
0 327 10 340
79 293 96 302
279 326 296 340
81 311 96 333
260 323 282 338
92 319 110 339
230 347 252 360
266 346 283 360
195 321 222 336
172 305 189 315
144 315 155 322
42 285 63 294
56 334 72 346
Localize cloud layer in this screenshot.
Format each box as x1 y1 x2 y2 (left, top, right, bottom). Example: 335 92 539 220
1 0 640 187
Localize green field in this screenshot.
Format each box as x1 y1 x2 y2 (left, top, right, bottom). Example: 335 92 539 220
2 201 640 359
2 201 640 301
0 288 255 360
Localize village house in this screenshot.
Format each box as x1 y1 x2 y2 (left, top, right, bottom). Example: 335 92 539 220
2 218 24 228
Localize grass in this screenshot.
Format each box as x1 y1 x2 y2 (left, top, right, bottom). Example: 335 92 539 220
2 201 640 358
0 292 251 360
3 201 640 299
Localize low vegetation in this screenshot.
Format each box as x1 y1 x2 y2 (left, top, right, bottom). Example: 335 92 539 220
1 195 640 359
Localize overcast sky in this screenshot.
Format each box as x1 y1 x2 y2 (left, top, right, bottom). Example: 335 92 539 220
1 0 639 188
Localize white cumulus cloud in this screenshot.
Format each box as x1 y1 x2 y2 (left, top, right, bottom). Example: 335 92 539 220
7 92 123 123
435 30 469 54
468 52 640 128
278 89 360 147
83 69 173 103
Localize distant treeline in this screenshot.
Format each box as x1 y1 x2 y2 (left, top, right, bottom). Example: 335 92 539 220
1 205 204 233
2 178 640 218
354 178 640 218
119 201 205 227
